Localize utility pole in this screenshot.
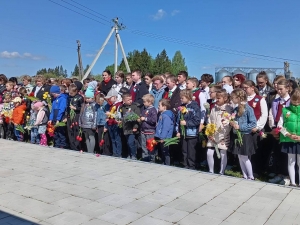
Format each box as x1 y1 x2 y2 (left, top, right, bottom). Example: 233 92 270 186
82 18 131 81
77 40 84 80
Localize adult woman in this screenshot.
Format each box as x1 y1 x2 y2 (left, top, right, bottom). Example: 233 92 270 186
233 74 246 89
256 71 274 109
144 73 154 92
101 70 116 96
31 75 51 101
0 74 8 103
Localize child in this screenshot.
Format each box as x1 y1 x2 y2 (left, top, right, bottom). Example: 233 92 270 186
66 84 84 151
229 88 257 180
176 90 201 170
1 93 14 140
11 97 27 141
95 93 111 156
120 93 140 160
207 89 233 174
48 85 68 148
278 88 300 186
208 85 222 110
186 78 201 106
5 81 18 99
268 79 290 183
33 102 48 146
79 81 97 153
241 80 268 176
0 103 4 138
140 94 157 162
29 102 39 144
19 87 32 142
104 89 123 157
155 99 175 165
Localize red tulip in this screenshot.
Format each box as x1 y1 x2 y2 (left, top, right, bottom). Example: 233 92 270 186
99 139 105 146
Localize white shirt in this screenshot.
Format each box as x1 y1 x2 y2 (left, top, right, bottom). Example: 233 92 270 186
269 95 290 128
199 86 210 124
247 94 268 130
179 82 186 90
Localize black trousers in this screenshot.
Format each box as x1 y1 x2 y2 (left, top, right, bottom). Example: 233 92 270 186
67 115 81 151
97 125 112 155
182 137 198 169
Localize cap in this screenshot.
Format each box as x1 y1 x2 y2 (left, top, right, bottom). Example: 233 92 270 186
104 89 118 99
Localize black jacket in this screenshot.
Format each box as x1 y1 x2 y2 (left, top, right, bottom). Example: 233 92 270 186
32 84 51 101
120 103 141 135
168 87 181 116
101 79 117 96
134 81 149 108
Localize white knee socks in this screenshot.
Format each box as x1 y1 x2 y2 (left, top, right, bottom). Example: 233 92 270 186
288 154 296 185
207 148 227 174
238 155 254 180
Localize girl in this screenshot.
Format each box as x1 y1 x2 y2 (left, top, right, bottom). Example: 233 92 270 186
29 102 39 144
79 81 97 153
278 88 300 186
242 80 268 176
144 73 154 92
233 74 246 89
66 84 84 151
229 88 257 180
113 71 124 102
268 79 290 184
33 102 48 146
207 89 233 174
208 85 222 110
176 90 201 170
95 93 111 156
11 97 27 142
19 87 32 142
256 71 274 108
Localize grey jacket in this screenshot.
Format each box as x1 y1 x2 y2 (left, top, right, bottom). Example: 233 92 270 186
79 102 97 129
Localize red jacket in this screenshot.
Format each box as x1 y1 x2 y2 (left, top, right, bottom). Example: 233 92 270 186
12 104 26 125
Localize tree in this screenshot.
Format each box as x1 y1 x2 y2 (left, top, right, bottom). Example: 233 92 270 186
105 64 114 75
71 64 79 77
171 51 187 75
84 64 93 77
152 49 172 74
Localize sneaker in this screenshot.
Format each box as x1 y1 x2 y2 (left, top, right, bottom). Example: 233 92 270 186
279 177 290 186
268 173 276 178
269 176 283 184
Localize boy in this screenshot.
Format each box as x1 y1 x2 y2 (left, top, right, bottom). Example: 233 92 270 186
1 93 14 140
140 94 157 162
104 89 123 157
186 77 201 106
66 84 84 151
120 93 140 160
155 99 175 165
11 97 27 142
48 85 68 148
5 81 19 99
176 90 201 170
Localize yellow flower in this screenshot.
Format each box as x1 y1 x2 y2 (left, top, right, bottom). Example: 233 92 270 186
205 123 217 137
181 107 188 114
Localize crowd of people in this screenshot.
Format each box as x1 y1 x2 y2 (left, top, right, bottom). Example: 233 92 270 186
0 69 300 187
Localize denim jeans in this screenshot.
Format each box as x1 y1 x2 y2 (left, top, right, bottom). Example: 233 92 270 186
125 134 137 159
54 126 67 148
14 126 24 142
108 124 122 157
31 127 40 144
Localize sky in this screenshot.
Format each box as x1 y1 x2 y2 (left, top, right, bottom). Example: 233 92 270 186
1 0 300 80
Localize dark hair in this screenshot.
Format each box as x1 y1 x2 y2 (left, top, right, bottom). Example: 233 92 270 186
103 70 112 76
9 77 18 85
201 74 214 84
0 74 8 84
159 98 171 110
256 71 272 87
115 71 124 80
19 87 27 97
69 84 78 93
145 72 154 79
177 71 188 79
166 75 176 83
187 77 199 87
132 69 142 77
122 93 132 99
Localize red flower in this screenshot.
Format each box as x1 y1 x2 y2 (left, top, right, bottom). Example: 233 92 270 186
29 92 34 97
146 138 157 152
274 127 281 135
99 140 105 146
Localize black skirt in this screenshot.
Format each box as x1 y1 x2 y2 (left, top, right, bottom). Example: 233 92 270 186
229 133 256 156
281 142 300 154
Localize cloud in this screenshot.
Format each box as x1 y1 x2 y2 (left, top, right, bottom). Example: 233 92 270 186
0 51 44 60
171 10 180 16
151 9 166 20
86 53 96 58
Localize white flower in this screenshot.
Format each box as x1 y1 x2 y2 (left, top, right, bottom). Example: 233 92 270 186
203 103 210 109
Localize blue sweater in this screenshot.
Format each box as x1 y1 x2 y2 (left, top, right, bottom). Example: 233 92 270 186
49 93 68 122
155 110 174 139
95 101 110 126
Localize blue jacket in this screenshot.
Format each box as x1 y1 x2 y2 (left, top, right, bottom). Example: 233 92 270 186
234 103 257 134
49 93 68 122
155 110 174 139
176 101 201 137
150 85 166 109
95 101 110 126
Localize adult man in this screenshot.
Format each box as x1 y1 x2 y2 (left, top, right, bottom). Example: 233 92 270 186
177 71 188 90
131 70 149 107
222 76 233 94
164 75 181 115
150 76 166 109
101 70 117 96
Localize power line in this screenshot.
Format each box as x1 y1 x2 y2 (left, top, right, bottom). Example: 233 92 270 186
47 0 109 26
47 0 300 65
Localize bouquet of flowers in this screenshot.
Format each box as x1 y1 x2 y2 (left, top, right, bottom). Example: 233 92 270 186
146 137 179 152
205 123 220 158
222 112 243 146
178 106 188 138
124 112 139 123
47 122 66 137
15 124 25 134
27 93 39 102
76 128 83 142
259 131 267 138
43 92 52 111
